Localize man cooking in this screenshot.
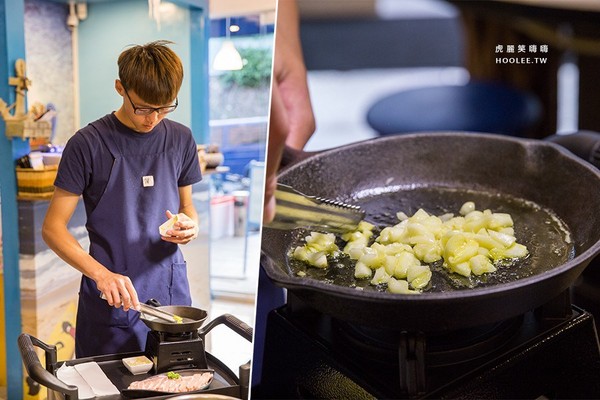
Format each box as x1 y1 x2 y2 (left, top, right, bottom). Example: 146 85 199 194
42 40 202 357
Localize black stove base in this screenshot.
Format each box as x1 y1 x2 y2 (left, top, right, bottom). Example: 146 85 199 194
145 330 208 374
253 304 600 399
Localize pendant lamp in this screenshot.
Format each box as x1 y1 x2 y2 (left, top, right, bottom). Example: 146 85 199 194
148 0 161 28
213 17 244 71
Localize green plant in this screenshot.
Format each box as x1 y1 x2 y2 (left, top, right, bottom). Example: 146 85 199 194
219 47 272 88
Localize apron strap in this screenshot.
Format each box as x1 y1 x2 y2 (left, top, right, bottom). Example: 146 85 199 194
89 120 122 159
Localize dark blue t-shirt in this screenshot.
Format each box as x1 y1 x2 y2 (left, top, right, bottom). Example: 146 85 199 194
55 113 202 215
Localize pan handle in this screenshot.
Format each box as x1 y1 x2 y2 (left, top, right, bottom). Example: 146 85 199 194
199 314 253 342
545 131 600 169
146 298 162 307
18 333 79 400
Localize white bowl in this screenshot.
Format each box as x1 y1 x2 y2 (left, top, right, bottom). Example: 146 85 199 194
122 356 153 375
42 153 62 166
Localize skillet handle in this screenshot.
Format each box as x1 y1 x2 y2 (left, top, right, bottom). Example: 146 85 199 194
18 334 79 400
199 314 253 342
545 131 600 169
146 298 162 307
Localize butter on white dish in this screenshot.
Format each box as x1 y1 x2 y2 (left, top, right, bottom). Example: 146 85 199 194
123 355 153 375
159 214 179 236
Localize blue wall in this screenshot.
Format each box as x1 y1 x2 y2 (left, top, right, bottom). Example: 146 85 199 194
0 2 27 398
78 0 208 142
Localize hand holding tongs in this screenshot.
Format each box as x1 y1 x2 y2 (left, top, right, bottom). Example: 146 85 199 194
265 183 365 233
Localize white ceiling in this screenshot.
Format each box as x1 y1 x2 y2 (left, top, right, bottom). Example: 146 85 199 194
208 0 276 18
44 0 277 14
42 0 278 22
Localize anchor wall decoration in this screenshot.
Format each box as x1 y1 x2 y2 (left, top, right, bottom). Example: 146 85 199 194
1 58 53 140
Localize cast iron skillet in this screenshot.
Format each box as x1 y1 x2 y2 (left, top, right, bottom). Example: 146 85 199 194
260 132 600 332
139 302 254 342
140 303 208 334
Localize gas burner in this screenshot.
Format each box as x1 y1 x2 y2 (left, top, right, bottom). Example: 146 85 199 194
153 330 199 342
257 297 600 399
145 330 208 373
332 315 522 368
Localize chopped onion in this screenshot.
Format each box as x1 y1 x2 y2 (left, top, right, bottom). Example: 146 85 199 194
292 201 528 295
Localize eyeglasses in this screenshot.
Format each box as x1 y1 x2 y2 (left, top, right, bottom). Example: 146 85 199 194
124 89 178 116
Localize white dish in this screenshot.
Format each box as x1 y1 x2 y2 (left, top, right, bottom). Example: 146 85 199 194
159 214 179 236
122 356 153 375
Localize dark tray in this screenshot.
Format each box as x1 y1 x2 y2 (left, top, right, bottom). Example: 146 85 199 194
61 351 241 399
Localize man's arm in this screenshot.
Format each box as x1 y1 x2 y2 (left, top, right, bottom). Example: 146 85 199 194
42 187 139 310
263 0 316 222
274 0 315 149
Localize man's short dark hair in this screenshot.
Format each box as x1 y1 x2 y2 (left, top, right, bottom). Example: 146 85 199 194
118 40 183 105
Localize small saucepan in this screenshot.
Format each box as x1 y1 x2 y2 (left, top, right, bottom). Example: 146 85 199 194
139 301 253 343
139 300 208 334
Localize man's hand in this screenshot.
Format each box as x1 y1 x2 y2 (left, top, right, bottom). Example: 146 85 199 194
96 270 140 311
160 210 199 245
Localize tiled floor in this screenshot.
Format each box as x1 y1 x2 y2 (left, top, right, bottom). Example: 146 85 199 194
210 232 261 294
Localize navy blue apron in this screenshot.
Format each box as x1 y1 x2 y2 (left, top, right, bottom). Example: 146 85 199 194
75 123 191 357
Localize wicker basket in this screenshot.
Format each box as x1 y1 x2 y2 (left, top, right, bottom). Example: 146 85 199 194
16 165 58 199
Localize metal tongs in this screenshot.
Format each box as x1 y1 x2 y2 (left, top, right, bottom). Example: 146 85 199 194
100 293 190 324
265 183 365 233
137 303 189 324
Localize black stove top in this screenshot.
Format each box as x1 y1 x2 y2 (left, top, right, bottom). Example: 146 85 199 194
254 293 600 399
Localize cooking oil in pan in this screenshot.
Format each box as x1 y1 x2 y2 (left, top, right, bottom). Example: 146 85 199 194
287 186 575 292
